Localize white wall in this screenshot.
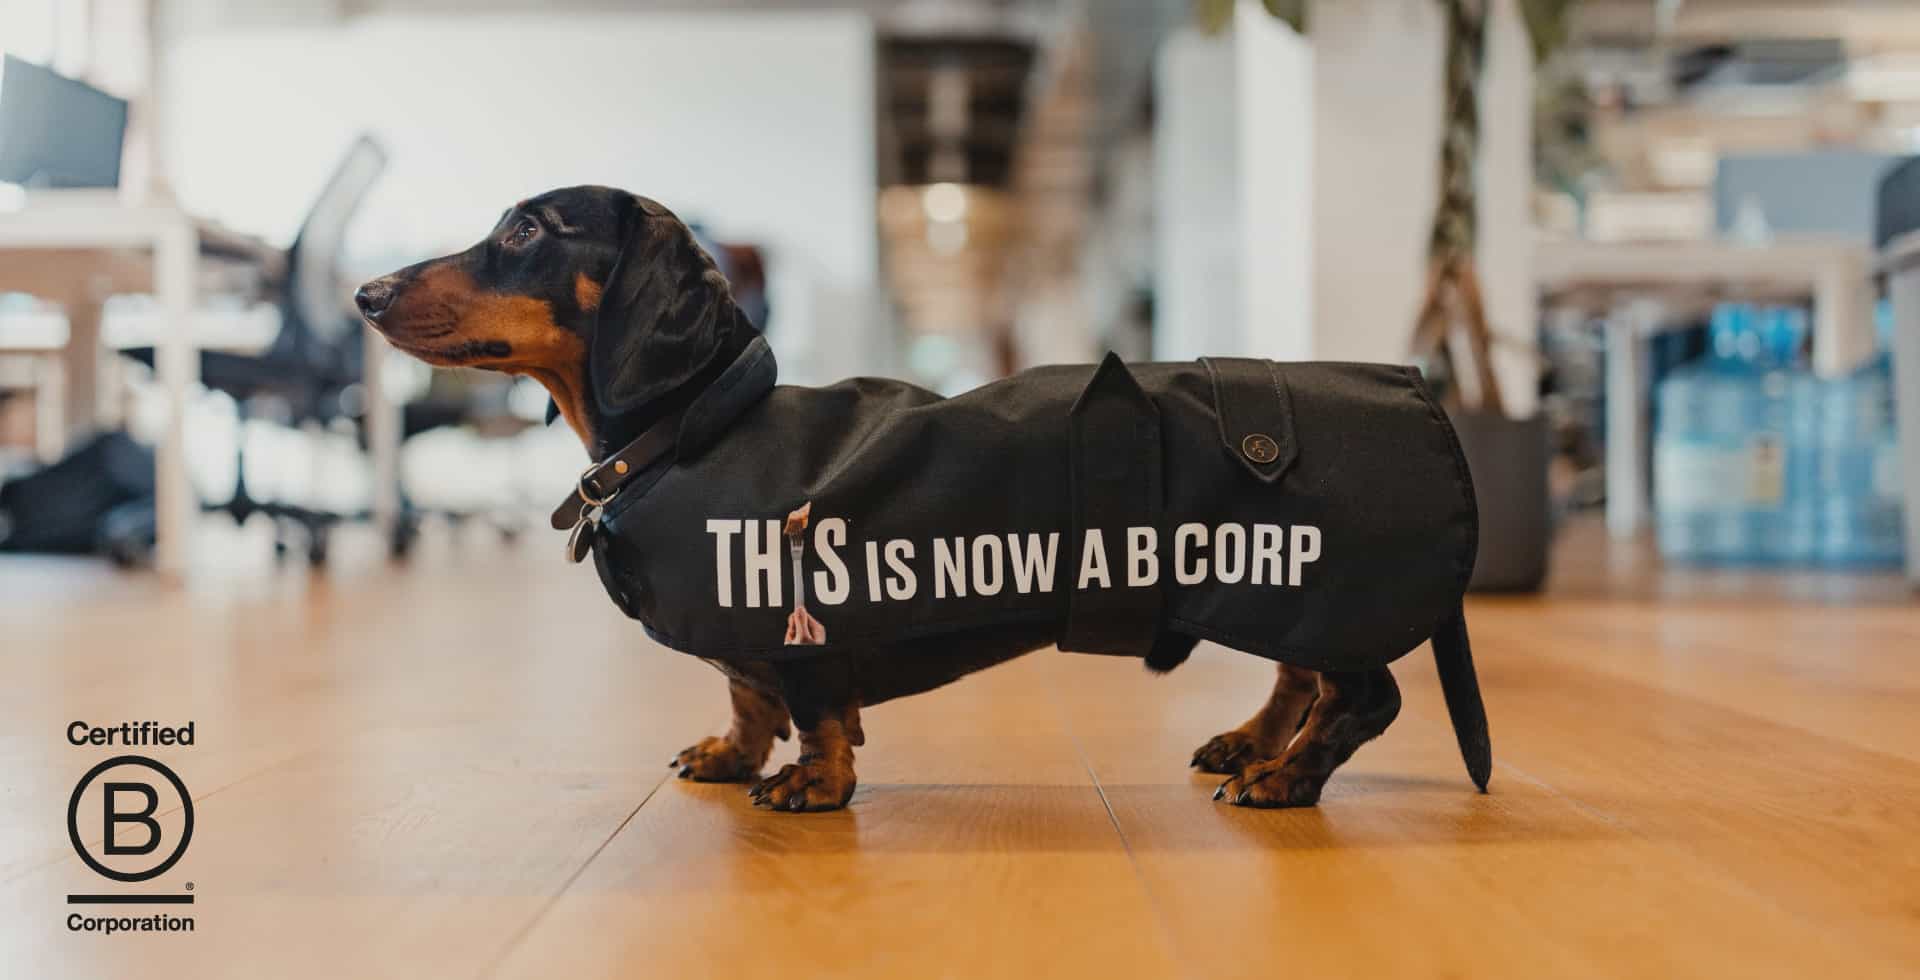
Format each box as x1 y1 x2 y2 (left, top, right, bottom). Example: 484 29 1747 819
1311 0 1536 414
157 10 881 380
1152 16 1313 363
1235 3 1315 363
1152 27 1241 362
1154 0 1537 415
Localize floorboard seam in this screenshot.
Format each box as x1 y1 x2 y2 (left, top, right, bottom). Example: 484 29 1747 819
1499 755 1914 974
476 769 673 979
1477 624 1920 765
0 741 325 887
1403 696 1920 977
1467 631 1920 774
1043 675 1202 980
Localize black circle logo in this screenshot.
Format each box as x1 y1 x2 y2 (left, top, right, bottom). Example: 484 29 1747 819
67 755 194 883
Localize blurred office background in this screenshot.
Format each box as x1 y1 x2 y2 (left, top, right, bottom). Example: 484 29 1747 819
0 0 1915 596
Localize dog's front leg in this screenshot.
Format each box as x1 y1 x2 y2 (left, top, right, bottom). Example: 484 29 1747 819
671 679 791 782
751 654 862 812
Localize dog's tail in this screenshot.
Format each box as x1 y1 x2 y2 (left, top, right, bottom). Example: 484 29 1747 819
1431 602 1492 792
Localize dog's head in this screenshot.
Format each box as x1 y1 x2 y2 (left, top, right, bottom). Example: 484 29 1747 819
356 186 751 449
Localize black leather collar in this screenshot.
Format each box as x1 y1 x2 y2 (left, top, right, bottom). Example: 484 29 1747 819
549 336 777 531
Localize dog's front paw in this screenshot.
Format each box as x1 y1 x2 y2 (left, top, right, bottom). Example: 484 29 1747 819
670 736 761 782
1189 730 1273 774
749 756 856 812
1212 760 1323 809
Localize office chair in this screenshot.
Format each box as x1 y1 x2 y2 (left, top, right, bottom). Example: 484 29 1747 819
121 136 387 565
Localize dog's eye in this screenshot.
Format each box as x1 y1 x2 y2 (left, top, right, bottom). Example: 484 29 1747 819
506 218 539 247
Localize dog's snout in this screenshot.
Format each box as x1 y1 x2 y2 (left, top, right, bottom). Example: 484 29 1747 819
355 279 395 321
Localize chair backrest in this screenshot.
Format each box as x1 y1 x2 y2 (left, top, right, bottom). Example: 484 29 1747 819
277 135 388 367
1876 157 1920 249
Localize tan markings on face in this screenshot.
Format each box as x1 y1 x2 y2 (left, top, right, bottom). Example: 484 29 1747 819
575 273 603 314
457 292 597 447
374 261 599 448
396 262 471 320
419 262 471 295
384 263 574 369
459 293 578 366
526 359 596 450
372 263 483 364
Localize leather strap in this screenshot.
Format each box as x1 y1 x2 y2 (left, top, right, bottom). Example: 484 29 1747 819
547 335 776 533
549 408 686 530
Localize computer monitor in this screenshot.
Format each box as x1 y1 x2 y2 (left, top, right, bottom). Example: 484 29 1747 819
0 55 128 189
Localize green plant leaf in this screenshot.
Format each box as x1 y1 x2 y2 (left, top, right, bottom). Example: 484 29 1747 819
1196 0 1235 34
1261 0 1309 32
1515 0 1575 63
1213 0 1576 51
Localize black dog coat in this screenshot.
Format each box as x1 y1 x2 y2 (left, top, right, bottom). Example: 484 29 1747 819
527 194 1489 792
570 338 1478 673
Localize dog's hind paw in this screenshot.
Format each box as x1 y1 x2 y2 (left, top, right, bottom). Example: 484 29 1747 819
749 757 856 812
670 736 762 782
1189 730 1273 774
1212 761 1323 809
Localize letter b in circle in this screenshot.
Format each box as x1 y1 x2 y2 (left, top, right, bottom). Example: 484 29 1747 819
68 755 194 883
103 783 161 855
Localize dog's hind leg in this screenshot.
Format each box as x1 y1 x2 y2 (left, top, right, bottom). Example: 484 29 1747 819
672 679 792 782
1190 663 1320 774
1214 668 1401 808
752 654 861 812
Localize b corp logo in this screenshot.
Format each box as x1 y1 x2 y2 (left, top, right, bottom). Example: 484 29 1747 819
64 724 199 937
67 720 197 886
68 756 195 882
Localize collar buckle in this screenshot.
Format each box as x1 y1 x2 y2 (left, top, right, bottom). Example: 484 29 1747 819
576 464 619 509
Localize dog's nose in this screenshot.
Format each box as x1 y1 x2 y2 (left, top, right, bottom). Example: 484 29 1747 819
355 280 395 321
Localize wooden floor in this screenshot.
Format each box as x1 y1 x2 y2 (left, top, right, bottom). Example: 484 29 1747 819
2 524 1917 979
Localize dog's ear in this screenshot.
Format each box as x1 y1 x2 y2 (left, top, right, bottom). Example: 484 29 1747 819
589 196 733 420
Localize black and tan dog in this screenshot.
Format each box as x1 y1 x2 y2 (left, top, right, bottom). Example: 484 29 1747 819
357 186 1485 813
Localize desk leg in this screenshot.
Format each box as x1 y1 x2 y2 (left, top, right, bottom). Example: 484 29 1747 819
58 281 104 437
35 354 66 463
364 325 400 544
1605 300 1657 540
154 223 199 579
1812 249 1874 378
1889 268 1920 586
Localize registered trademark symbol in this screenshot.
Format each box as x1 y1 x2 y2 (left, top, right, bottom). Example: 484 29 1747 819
185 882 194 891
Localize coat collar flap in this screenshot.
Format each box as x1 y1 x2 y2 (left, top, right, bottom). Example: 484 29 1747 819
676 334 778 458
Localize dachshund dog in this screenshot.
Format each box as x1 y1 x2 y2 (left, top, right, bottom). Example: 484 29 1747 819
358 186 1444 812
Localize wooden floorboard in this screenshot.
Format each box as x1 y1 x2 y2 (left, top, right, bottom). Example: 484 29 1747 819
1 530 1916 979
1037 648 1913 980
492 658 1183 980
1473 599 1920 764
1457 625 1920 970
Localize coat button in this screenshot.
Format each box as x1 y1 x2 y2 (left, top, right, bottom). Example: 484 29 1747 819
1241 433 1280 464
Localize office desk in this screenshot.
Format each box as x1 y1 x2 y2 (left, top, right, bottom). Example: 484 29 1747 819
0 199 400 579
0 201 200 575
1536 237 1877 540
